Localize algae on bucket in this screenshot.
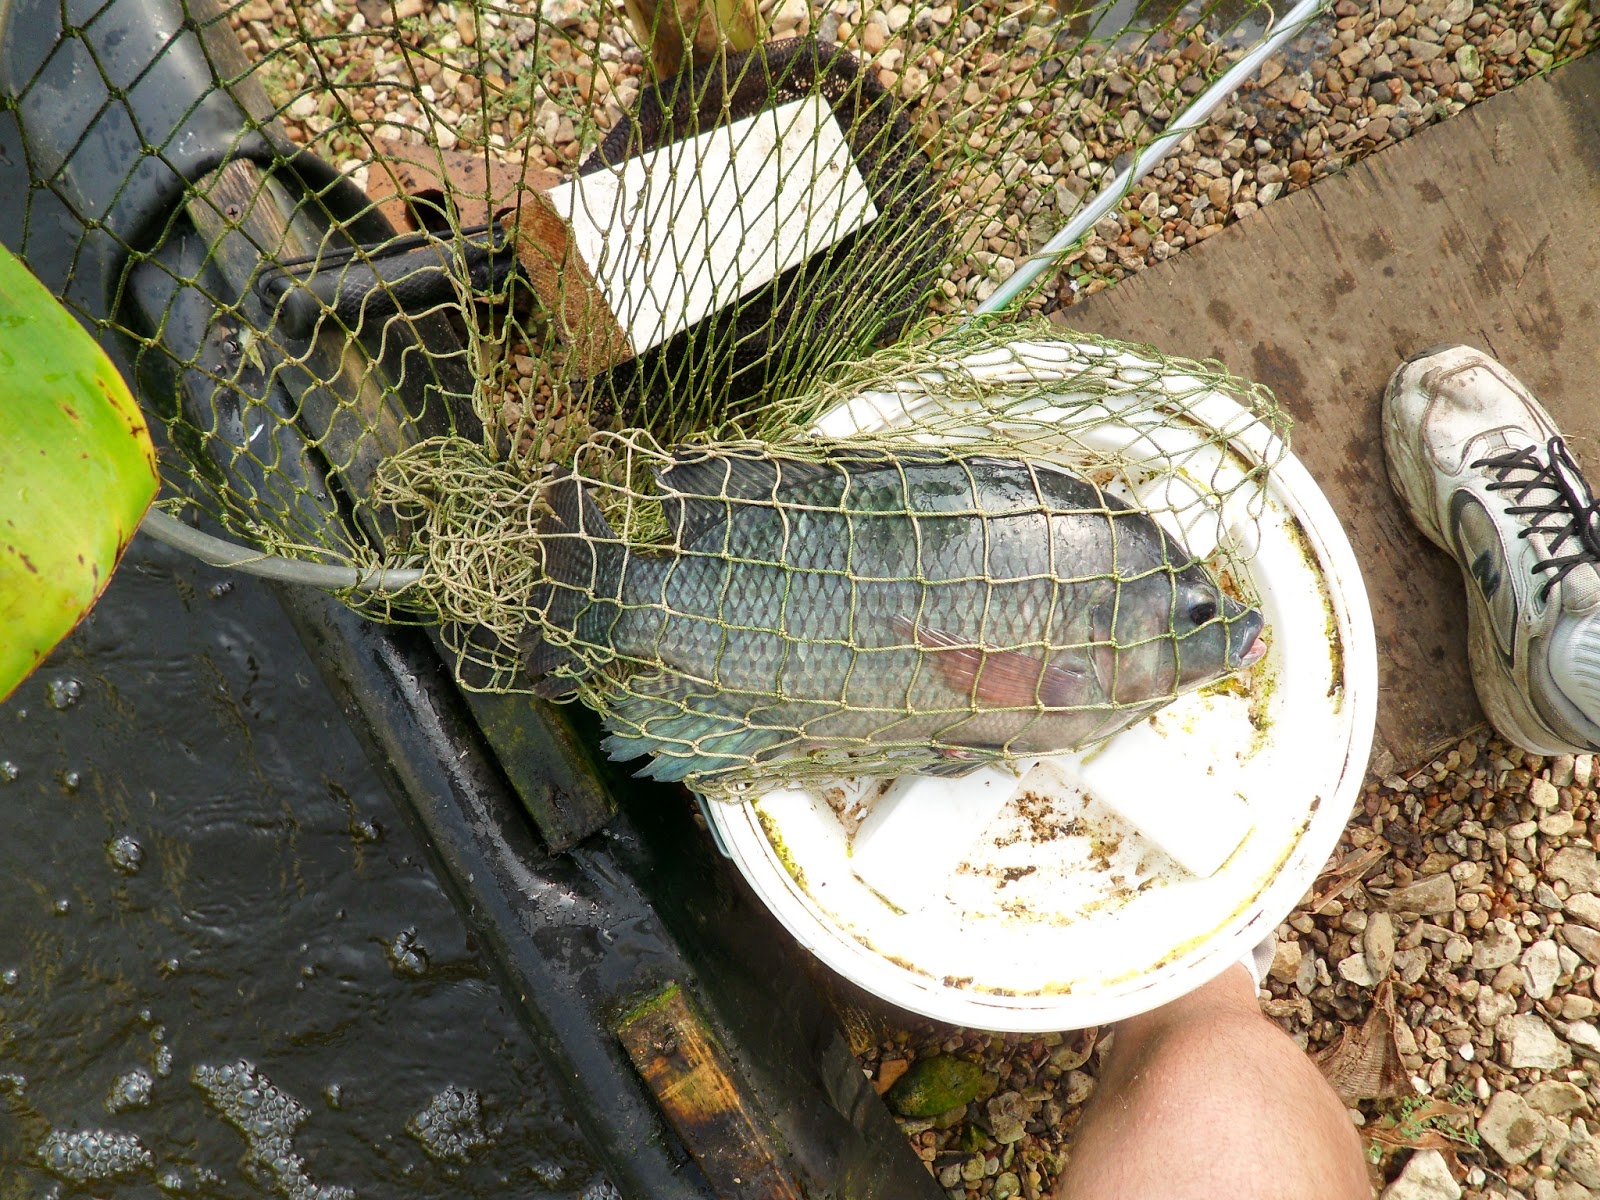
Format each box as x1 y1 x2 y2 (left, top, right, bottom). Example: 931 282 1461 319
703 339 1377 1031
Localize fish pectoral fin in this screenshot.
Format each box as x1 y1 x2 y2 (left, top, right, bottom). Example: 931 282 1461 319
1086 599 1123 703
600 674 788 784
912 746 1008 777
892 616 1094 709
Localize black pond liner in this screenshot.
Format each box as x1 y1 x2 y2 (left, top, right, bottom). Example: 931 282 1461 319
0 0 943 1195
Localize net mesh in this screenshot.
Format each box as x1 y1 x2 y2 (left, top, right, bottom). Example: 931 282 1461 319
377 322 1288 793
0 0 1292 791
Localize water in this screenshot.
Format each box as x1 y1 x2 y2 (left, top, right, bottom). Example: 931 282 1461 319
0 536 602 1197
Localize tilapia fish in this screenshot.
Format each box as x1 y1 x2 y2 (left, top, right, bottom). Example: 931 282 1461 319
526 445 1265 784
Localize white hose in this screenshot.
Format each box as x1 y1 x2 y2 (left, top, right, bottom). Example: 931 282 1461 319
972 0 1328 316
140 507 424 592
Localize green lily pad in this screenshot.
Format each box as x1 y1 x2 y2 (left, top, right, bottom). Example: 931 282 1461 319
884 1055 986 1118
0 246 157 702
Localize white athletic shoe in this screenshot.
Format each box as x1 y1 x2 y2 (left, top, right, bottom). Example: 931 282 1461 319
1383 345 1600 755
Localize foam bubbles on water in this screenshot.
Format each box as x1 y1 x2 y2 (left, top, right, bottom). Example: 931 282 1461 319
405 1086 492 1163
531 1160 567 1186
0 761 19 782
107 834 144 874
106 1068 154 1113
36 1129 153 1183
46 678 83 710
192 1059 353 1200
384 928 429 978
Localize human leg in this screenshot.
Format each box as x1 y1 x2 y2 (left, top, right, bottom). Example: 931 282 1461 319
1055 965 1371 1200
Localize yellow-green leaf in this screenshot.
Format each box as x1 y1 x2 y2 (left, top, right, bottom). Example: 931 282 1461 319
0 246 158 702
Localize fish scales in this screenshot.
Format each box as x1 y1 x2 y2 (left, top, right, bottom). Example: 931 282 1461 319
527 446 1264 783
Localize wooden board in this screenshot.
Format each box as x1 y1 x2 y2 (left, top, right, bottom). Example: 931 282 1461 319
1058 54 1600 776
617 984 804 1200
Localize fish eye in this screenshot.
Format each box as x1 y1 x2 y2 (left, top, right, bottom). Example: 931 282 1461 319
1187 597 1218 625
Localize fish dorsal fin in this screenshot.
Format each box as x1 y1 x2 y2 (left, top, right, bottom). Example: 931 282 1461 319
658 445 784 501
655 446 786 549
656 445 950 547
660 443 969 496
892 615 1097 709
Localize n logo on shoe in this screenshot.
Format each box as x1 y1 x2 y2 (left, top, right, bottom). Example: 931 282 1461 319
1470 549 1501 600
1451 493 1518 668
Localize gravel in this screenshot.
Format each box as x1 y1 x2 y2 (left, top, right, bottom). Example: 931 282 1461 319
229 0 1598 432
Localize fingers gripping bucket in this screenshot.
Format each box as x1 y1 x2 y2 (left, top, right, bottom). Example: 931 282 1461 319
702 338 1378 1032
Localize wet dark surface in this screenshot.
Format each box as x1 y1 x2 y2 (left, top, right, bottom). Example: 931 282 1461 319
0 536 606 1197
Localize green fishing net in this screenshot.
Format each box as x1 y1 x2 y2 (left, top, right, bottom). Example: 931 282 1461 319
377 322 1289 793
0 0 1293 791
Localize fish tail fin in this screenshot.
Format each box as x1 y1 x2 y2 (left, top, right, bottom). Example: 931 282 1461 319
524 473 627 698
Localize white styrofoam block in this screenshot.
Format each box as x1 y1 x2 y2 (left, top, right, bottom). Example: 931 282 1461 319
543 93 878 354
849 766 1022 913
1067 722 1254 877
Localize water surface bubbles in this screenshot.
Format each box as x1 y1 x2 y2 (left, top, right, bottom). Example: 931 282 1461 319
532 1160 567 1186
384 928 429 978
193 1059 353 1200
46 678 83 710
0 761 19 782
405 1086 492 1163
107 834 144 874
106 1068 154 1113
36 1128 153 1183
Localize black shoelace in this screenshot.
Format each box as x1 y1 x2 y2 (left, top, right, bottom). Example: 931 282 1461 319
1474 436 1600 601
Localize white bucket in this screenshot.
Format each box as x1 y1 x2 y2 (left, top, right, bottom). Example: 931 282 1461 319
702 340 1377 1032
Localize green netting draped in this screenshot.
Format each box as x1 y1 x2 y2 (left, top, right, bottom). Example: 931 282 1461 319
0 0 1289 792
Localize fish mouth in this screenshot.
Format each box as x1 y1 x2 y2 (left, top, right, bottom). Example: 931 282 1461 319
1231 609 1267 667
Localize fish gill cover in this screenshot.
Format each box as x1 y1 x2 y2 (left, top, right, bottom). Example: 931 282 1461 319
0 0 1291 793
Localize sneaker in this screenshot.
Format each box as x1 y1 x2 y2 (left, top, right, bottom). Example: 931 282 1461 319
1383 345 1600 755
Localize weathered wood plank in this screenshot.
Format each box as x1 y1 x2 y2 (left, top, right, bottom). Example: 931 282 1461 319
1058 54 1600 775
618 984 805 1200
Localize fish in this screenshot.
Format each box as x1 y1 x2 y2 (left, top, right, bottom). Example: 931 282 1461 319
525 444 1265 784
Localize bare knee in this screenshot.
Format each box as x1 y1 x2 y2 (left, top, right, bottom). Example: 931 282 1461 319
1059 973 1371 1200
